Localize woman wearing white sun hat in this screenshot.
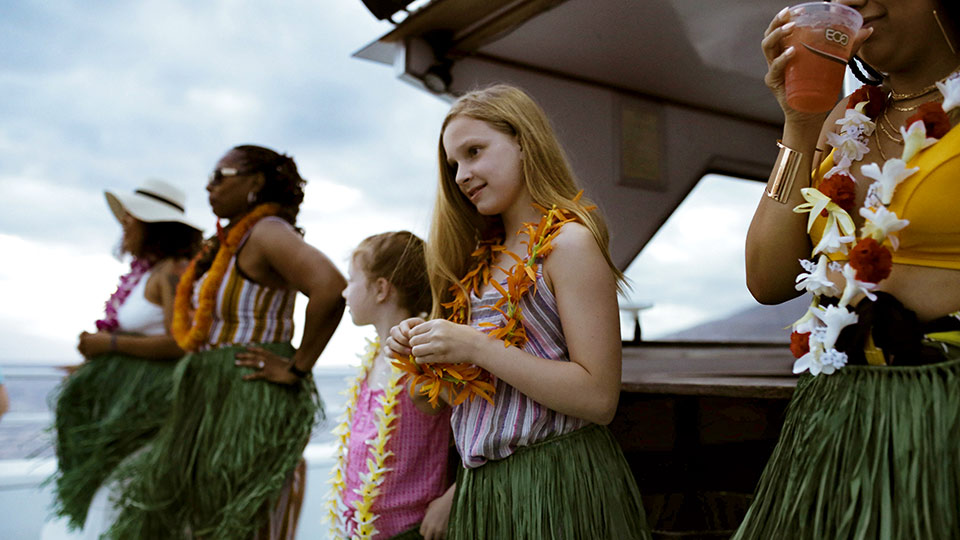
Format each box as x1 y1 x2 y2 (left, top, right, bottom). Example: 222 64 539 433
51 178 203 535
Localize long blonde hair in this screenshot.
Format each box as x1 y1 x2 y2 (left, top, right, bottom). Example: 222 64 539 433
428 84 624 319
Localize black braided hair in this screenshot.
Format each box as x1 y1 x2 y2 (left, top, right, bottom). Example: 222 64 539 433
195 144 307 276
233 144 306 229
848 55 884 86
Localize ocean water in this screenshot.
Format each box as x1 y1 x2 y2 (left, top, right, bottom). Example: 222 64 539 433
0 363 354 460
0 363 356 539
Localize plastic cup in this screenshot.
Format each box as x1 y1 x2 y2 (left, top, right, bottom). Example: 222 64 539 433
783 2 863 113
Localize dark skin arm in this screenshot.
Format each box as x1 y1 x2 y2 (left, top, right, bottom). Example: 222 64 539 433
745 9 873 304
233 219 346 384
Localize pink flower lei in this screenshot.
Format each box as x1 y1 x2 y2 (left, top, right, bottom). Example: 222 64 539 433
95 257 154 332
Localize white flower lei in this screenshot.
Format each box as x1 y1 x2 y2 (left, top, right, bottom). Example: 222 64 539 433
326 338 404 539
790 74 960 376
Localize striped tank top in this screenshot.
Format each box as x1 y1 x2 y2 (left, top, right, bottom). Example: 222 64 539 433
451 269 589 468
194 217 297 350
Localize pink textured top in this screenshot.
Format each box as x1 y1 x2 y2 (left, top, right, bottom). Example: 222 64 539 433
342 379 451 538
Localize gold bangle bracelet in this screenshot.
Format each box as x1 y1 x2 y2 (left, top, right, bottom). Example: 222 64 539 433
766 140 803 204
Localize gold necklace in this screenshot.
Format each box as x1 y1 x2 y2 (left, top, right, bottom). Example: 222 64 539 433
889 84 938 101
889 95 943 112
874 128 890 162
878 108 904 144
888 64 960 101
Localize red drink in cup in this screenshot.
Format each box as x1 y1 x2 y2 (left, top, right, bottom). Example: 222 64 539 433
784 2 863 113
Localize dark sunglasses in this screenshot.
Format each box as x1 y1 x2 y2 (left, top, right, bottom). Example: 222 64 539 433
208 167 254 186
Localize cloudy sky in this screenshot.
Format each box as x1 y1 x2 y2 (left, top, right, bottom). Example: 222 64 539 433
0 0 766 366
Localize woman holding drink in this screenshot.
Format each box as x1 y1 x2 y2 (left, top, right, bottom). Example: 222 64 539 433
739 0 960 538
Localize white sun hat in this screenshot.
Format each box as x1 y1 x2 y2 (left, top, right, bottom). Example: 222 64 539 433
104 178 203 231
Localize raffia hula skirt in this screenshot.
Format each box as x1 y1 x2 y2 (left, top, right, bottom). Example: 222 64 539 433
733 343 960 540
448 423 652 540
105 342 322 540
51 353 177 530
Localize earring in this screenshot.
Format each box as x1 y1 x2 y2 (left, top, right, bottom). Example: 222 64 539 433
934 10 958 55
247 191 256 205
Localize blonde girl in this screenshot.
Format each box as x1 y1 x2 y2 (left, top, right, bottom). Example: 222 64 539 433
330 231 453 540
387 84 650 539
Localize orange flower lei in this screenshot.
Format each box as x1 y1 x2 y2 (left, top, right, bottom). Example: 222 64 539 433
392 198 587 408
172 203 282 351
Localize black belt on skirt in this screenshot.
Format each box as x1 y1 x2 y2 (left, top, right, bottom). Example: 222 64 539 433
828 291 960 366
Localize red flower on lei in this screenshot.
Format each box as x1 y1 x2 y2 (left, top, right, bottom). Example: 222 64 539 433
906 102 951 139
790 331 811 359
848 237 893 283
846 85 887 119
818 173 857 215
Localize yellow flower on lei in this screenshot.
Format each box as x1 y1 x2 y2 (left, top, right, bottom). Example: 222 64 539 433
793 187 856 256
326 338 404 540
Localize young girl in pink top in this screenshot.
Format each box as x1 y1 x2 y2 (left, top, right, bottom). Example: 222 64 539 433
328 231 453 540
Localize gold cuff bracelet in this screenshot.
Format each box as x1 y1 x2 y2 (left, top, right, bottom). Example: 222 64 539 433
766 140 802 204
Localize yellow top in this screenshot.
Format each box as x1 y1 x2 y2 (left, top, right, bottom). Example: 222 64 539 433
808 125 960 269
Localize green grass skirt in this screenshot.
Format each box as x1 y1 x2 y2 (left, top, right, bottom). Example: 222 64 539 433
104 343 322 540
733 346 960 540
51 353 177 529
448 423 652 540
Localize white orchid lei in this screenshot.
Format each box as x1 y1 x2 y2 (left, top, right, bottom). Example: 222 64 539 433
326 338 404 539
789 75 960 376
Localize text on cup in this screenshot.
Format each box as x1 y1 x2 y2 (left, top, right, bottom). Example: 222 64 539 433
824 28 849 46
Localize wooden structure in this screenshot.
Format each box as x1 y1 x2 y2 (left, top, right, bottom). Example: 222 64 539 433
615 344 794 537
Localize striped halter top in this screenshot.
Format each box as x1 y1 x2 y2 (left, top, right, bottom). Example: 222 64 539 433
194 216 296 350
451 268 589 468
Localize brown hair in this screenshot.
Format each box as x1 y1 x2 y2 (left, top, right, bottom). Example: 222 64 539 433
353 231 431 317
135 220 203 261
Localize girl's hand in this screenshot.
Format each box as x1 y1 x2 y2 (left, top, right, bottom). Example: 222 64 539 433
385 317 426 358
77 331 111 359
235 346 300 385
419 484 456 540
408 319 484 366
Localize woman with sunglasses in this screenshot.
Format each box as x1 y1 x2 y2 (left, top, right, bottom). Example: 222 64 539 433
107 145 346 540
51 179 202 535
